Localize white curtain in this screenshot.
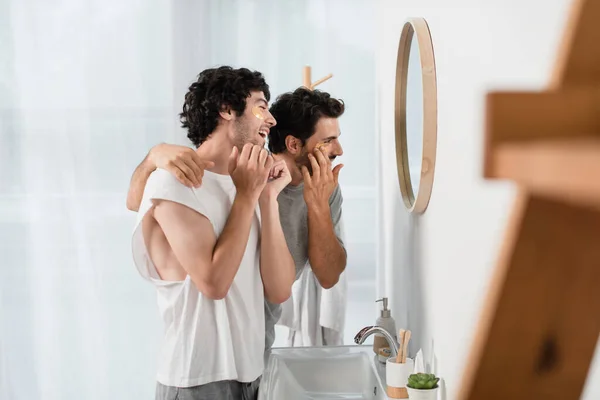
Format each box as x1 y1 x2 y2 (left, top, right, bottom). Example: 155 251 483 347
0 1 376 399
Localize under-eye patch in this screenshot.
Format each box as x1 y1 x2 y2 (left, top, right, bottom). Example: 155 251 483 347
252 106 266 120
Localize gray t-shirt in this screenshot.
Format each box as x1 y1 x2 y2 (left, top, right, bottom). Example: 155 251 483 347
263 183 345 356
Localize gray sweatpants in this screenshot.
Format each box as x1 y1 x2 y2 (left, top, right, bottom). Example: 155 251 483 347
155 378 261 400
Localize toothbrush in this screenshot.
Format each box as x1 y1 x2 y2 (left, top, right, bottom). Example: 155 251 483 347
402 330 411 363
396 329 406 363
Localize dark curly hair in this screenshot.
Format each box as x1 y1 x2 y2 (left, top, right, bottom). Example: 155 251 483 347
180 66 270 147
267 87 345 154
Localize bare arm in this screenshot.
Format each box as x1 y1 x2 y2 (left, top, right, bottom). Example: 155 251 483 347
126 143 213 212
307 200 347 289
259 194 295 304
302 149 347 289
127 155 155 212
153 193 256 300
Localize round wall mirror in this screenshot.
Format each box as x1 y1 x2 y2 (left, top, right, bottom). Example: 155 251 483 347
395 18 438 214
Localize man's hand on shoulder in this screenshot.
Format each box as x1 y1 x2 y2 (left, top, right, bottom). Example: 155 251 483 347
149 143 214 188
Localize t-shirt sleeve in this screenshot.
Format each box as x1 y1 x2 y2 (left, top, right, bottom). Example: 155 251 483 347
144 168 207 217
329 184 346 252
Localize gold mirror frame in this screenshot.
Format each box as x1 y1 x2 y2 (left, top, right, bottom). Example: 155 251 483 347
395 18 438 214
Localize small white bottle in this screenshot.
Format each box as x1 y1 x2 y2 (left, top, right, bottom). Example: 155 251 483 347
373 297 397 354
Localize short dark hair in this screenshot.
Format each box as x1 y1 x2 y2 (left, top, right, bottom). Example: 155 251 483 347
180 66 270 147
268 87 345 154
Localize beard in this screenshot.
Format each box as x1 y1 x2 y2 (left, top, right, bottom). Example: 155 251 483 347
232 117 263 150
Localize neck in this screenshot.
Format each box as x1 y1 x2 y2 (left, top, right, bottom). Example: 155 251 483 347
195 128 233 175
273 152 304 186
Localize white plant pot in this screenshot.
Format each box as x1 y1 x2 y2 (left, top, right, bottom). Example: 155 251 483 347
407 387 438 400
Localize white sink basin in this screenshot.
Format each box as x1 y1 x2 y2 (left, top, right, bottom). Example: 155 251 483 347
258 345 387 400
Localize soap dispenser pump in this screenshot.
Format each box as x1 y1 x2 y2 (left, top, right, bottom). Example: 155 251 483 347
373 297 397 354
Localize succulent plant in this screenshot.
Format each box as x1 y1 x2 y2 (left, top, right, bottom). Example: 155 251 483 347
407 373 440 390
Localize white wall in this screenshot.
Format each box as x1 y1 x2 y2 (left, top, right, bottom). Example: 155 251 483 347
375 1 600 399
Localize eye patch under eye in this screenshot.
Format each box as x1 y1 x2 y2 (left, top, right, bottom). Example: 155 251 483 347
315 141 330 151
252 106 266 120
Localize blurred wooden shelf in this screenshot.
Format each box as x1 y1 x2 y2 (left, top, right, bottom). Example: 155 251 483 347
490 137 600 209
461 0 600 399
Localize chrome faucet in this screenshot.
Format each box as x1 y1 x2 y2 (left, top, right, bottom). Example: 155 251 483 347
354 325 399 357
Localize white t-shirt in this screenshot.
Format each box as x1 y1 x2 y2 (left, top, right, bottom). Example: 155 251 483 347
131 169 265 387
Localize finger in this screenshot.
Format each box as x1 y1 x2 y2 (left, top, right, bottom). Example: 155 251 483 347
268 163 274 179
272 164 284 179
326 160 334 181
314 147 330 170
301 165 312 187
265 156 275 171
265 155 274 176
171 167 195 188
180 157 203 187
249 145 261 166
275 160 288 178
307 154 320 178
280 164 292 185
270 159 284 175
272 160 284 174
279 162 291 178
315 148 332 180
238 143 253 167
259 148 268 167
172 159 198 187
332 164 344 185
228 146 239 175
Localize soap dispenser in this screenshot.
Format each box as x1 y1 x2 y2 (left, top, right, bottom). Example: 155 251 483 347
373 297 397 354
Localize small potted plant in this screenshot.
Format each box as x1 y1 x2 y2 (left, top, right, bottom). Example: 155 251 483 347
406 373 440 400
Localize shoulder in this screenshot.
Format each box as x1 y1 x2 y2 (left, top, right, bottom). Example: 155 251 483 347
145 168 203 213
148 169 220 200
147 168 189 191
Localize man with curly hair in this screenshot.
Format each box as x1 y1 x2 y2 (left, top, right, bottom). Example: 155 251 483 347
127 85 347 366
131 66 295 400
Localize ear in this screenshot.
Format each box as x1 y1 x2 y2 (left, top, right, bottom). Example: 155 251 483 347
285 135 303 155
219 105 233 121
